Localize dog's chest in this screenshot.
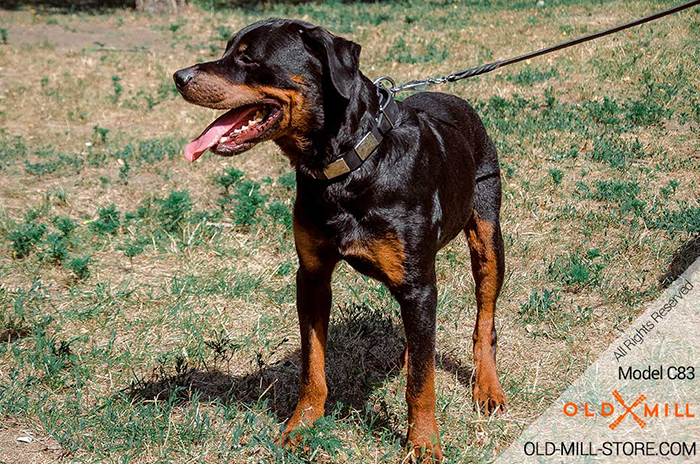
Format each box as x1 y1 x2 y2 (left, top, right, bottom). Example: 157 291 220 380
296 179 416 286
322 207 407 287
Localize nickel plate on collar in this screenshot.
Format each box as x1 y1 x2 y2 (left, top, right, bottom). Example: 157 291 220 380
323 158 351 178
354 131 379 161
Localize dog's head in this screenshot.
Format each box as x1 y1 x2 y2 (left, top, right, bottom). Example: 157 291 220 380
174 18 362 162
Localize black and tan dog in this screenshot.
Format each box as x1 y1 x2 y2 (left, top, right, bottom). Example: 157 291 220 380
174 18 506 462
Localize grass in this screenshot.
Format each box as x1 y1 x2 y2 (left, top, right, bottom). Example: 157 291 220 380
0 0 699 462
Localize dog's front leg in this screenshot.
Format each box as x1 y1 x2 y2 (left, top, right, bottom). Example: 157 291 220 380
395 277 443 463
280 224 338 447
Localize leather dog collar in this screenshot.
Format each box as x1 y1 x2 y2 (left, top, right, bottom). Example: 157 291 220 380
312 83 400 180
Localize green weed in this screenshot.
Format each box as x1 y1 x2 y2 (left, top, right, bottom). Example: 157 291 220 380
215 167 245 193
277 171 296 190
91 204 121 235
156 79 179 101
519 289 560 325
231 180 268 226
213 25 233 42
0 287 34 343
93 125 110 144
156 190 193 233
589 136 644 168
65 256 91 280
591 180 640 202
292 415 344 462
624 98 670 126
203 329 241 362
137 138 185 164
0 134 28 169
8 222 47 258
659 179 679 198
119 238 148 261
24 152 83 177
52 216 77 237
39 233 69 265
118 158 130 183
584 97 622 126
648 201 700 235
267 201 292 229
505 67 558 85
548 250 604 289
110 75 123 103
519 288 593 339
548 168 563 186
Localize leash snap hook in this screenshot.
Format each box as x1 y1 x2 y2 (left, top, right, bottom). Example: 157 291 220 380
373 76 399 129
373 75 395 88
373 76 396 100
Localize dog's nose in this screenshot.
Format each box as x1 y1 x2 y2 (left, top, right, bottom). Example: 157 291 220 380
173 67 196 90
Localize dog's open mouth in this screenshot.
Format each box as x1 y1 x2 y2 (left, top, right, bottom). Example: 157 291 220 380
184 100 283 162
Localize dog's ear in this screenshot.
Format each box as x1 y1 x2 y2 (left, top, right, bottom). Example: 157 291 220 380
300 26 361 100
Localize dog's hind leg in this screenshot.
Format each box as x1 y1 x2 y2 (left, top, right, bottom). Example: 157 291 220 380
464 174 507 414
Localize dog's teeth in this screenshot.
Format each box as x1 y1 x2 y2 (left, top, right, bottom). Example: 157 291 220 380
219 136 228 143
254 110 264 121
248 119 257 126
233 129 242 134
240 125 248 131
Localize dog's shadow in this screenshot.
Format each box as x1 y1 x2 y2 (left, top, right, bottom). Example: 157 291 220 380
127 305 474 433
659 234 700 288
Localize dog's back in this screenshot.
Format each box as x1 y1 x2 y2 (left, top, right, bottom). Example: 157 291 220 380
401 91 500 183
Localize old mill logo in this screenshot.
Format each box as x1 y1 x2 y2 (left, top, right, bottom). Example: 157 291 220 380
563 390 694 430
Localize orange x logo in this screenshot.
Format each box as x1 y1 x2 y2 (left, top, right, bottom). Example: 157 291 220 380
609 390 646 430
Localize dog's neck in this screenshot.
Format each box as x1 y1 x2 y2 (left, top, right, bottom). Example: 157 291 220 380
276 74 380 179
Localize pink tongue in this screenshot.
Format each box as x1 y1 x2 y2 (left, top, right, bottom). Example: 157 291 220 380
184 107 257 162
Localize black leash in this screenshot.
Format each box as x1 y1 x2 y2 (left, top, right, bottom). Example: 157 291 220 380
391 0 700 94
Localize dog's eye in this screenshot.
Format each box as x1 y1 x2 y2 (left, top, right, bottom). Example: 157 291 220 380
238 53 254 65
235 43 253 64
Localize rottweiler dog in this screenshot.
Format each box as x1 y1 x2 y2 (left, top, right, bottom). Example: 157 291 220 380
174 18 506 462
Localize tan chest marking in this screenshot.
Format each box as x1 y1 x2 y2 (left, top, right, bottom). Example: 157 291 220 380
343 234 406 287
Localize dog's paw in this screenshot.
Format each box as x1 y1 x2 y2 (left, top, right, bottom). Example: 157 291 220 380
277 428 300 449
277 403 325 449
406 421 442 463
405 440 443 463
473 379 507 414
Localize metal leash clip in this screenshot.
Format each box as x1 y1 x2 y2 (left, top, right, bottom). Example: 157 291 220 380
372 76 399 129
373 76 395 99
